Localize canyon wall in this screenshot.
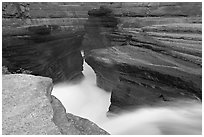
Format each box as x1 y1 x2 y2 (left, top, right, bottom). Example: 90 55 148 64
2 2 202 133
84 2 202 113
2 2 118 83
3 2 201 83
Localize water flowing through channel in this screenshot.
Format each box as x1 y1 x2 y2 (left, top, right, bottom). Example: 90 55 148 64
52 61 202 135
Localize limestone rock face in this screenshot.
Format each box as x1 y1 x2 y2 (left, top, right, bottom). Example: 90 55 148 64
2 1 202 115
2 74 109 135
2 4 119 83
85 29 201 113
3 26 85 83
84 2 202 114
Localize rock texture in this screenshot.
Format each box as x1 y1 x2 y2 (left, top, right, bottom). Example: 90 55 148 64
2 3 86 83
2 74 109 135
51 95 109 135
85 44 201 113
2 3 119 83
3 29 85 83
2 1 202 117
85 2 202 113
82 6 119 51
66 113 109 135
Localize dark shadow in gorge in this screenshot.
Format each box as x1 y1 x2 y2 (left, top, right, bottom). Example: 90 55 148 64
2 6 119 84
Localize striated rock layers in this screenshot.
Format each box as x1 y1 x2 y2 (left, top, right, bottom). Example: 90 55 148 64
2 2 86 83
85 33 201 113
3 28 85 83
85 3 202 113
2 4 119 83
3 1 202 116
2 74 109 135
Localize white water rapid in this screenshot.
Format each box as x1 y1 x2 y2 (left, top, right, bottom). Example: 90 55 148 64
52 61 202 135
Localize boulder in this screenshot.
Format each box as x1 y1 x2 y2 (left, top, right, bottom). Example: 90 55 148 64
2 74 61 135
2 74 109 135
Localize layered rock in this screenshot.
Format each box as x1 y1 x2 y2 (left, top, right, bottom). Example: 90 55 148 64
2 2 87 83
2 74 109 135
3 28 85 83
2 3 119 83
85 26 201 113
86 47 201 113
2 3 82 83
110 2 201 17
110 2 202 28
2 1 202 116
84 2 202 113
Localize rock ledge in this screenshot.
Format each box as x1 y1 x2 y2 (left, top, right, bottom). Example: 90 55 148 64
2 74 109 135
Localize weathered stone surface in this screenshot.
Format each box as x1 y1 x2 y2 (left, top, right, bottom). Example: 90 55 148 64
83 2 202 114
3 29 85 83
2 74 61 135
2 1 202 115
85 27 201 113
2 2 30 19
2 5 119 83
51 95 109 135
142 23 202 34
2 74 109 135
140 23 202 65
50 95 80 135
120 17 202 28
110 2 201 17
2 2 89 83
66 113 109 135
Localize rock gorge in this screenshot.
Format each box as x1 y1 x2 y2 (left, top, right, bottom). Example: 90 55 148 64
85 2 202 113
2 3 119 83
2 2 202 134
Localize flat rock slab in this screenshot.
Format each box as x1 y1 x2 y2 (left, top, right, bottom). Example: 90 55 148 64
2 74 109 135
2 74 61 135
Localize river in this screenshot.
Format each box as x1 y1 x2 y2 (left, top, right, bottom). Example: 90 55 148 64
52 61 202 135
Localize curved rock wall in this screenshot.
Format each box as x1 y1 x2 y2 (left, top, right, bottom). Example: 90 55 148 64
3 2 201 83
2 2 120 83
2 1 202 130
84 2 202 113
2 2 87 83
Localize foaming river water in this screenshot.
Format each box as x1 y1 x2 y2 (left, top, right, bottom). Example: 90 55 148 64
52 61 202 135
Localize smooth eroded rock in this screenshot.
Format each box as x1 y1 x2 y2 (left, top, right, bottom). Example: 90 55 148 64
3 6 119 83
85 27 201 113
3 30 85 83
